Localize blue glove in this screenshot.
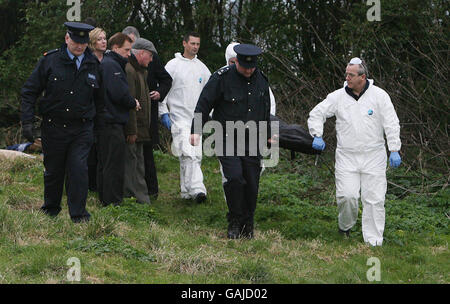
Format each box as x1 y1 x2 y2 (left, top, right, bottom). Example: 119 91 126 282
161 113 172 130
389 151 401 168
312 137 326 151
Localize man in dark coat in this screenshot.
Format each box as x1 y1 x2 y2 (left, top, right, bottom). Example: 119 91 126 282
190 44 275 239
96 32 140 206
123 38 155 204
145 47 173 200
122 26 173 200
20 22 102 223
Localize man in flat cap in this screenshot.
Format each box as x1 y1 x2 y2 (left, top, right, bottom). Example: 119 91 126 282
190 44 275 239
122 26 173 201
21 22 103 223
307 57 402 246
123 38 155 204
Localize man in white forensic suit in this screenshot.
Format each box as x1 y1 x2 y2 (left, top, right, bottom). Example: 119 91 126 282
159 32 211 203
308 57 402 246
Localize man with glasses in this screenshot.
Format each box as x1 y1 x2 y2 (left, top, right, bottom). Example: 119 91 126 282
122 26 173 201
307 57 402 246
123 38 155 205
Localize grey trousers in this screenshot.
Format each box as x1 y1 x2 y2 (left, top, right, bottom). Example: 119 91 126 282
123 142 150 204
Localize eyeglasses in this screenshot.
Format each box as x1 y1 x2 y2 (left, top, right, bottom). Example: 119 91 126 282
344 72 361 79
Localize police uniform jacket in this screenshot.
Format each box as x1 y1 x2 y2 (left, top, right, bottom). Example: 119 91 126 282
191 65 271 156
97 50 137 125
21 44 102 124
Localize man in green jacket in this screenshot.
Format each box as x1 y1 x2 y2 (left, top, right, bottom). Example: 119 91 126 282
123 38 155 204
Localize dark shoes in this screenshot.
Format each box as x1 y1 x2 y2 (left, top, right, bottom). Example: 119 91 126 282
194 192 207 204
101 201 120 207
227 220 242 239
71 216 90 224
338 228 350 237
242 222 254 239
227 220 254 239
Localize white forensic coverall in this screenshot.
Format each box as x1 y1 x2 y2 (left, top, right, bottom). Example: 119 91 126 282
308 79 401 246
159 52 211 199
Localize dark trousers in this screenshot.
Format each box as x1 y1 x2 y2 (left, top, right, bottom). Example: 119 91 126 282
143 142 158 196
218 156 262 225
40 119 93 220
87 143 97 191
96 123 126 205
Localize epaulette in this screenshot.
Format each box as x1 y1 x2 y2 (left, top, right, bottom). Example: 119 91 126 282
216 66 230 76
43 49 59 56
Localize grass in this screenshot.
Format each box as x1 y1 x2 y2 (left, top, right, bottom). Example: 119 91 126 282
0 150 448 284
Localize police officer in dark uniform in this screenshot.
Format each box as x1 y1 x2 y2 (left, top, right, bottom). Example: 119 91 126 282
21 22 102 223
190 44 273 239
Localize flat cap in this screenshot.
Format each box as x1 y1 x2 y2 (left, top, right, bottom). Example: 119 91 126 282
132 38 157 54
64 22 94 44
234 44 262 68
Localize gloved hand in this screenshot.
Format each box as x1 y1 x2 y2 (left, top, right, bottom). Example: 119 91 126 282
22 122 34 142
161 113 172 130
312 137 326 151
389 151 401 168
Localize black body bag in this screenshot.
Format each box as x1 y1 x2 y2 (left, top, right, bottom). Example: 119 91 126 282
270 115 321 155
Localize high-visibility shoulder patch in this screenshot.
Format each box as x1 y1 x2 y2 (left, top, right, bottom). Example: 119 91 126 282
43 49 59 56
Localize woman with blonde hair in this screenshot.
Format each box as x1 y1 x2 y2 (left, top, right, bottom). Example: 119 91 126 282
87 27 107 192
89 27 107 61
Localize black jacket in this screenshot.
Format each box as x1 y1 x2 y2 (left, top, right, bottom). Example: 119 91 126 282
21 44 102 123
97 51 137 125
147 52 172 145
191 65 271 156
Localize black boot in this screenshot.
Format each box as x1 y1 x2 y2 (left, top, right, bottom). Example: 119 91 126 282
338 228 350 237
227 219 242 239
242 221 254 239
195 192 207 204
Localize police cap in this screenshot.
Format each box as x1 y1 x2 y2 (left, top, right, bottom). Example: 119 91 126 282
64 22 95 44
233 44 262 68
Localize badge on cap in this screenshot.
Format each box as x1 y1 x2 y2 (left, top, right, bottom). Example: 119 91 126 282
64 22 94 44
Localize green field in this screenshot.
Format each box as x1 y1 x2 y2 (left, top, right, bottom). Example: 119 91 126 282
0 150 448 284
